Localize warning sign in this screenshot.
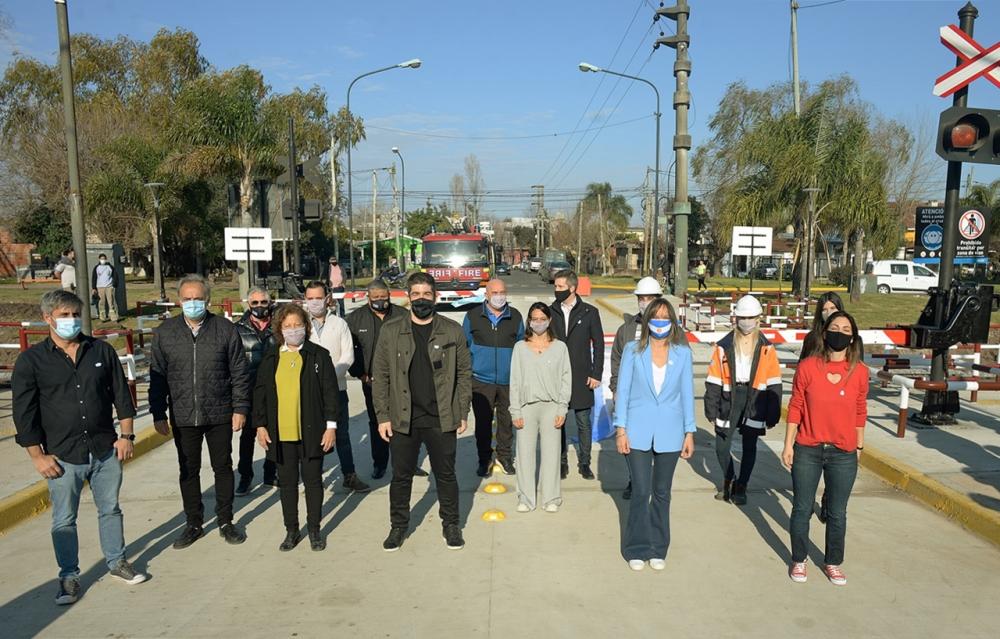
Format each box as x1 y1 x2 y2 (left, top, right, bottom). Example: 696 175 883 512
958 210 986 240
914 206 990 265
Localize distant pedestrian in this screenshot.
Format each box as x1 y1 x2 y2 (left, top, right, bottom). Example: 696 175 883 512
304 281 369 493
150 274 251 549
609 276 663 500
509 302 571 512
12 290 146 605
53 249 76 292
783 311 868 586
696 260 708 291
234 286 277 495
705 295 781 505
463 278 523 477
91 253 120 322
373 272 472 552
254 303 340 552
614 298 695 571
549 269 604 481
328 257 346 317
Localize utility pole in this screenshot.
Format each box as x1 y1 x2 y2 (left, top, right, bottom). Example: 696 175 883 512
372 169 378 276
532 184 544 256
54 0 91 333
655 0 691 296
391 163 401 271
598 192 607 276
288 117 300 276
791 1 801 116
331 134 340 263
577 200 584 273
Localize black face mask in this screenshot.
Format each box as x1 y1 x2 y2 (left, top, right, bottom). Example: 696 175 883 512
370 299 389 313
824 331 853 353
410 298 435 320
554 289 571 304
250 306 270 320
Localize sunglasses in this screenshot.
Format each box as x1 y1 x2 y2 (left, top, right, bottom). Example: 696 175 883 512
248 301 269 307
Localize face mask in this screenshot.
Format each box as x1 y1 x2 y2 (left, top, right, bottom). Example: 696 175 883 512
370 299 389 312
54 317 82 340
737 318 758 335
99 259 108 265
304 299 327 317
488 294 507 310
283 327 306 347
250 305 270 320
649 318 672 339
182 300 207 320
821 308 836 322
554 289 571 304
638 299 651 315
824 331 853 352
530 320 550 335
410 298 435 320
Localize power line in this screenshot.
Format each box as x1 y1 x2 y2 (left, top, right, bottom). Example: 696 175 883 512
362 114 652 140
799 0 846 8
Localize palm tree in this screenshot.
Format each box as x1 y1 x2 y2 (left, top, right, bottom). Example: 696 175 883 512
581 182 632 275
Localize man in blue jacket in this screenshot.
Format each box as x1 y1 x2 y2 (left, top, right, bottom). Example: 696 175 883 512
463 278 523 477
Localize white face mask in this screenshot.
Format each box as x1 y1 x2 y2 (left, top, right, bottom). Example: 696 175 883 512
821 308 835 322
529 320 550 335
488 294 507 310
737 318 759 335
304 299 327 317
638 299 651 315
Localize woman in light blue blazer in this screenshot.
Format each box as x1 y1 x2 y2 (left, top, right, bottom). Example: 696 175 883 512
614 297 695 571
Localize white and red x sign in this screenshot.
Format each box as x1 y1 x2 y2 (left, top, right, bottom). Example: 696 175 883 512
934 24 1000 97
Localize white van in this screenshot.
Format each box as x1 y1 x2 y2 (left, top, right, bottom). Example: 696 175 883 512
865 260 939 294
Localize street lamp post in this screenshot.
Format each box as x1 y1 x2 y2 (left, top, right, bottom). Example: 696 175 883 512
580 62 660 277
346 59 421 290
144 182 167 301
392 146 406 269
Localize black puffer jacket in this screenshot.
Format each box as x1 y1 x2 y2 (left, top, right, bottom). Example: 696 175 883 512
149 312 251 426
234 310 276 379
346 302 402 379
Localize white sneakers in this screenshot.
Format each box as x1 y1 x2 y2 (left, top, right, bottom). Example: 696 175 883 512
649 559 666 571
544 503 559 513
628 560 645 571
516 503 531 513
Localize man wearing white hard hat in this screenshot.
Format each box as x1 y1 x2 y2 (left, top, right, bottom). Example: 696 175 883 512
704 295 782 505
609 276 663 500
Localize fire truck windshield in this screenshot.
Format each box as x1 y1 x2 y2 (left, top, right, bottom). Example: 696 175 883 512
422 240 488 268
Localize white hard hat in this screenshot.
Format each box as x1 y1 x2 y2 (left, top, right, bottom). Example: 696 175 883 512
633 276 663 296
733 295 763 317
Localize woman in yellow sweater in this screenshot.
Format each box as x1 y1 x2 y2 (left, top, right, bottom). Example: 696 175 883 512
254 304 340 551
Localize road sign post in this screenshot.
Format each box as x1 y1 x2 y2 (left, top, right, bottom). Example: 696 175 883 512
731 226 773 292
225 227 273 288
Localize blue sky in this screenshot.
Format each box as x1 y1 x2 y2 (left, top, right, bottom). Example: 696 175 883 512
4 0 1000 220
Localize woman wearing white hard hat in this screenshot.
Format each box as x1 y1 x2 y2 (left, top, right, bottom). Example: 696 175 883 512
704 295 782 505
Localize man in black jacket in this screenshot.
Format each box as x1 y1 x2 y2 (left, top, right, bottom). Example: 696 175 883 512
234 286 277 495
150 274 251 549
550 269 604 480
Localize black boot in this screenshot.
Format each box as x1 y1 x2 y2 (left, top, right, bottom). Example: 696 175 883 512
731 482 747 506
715 479 732 502
279 529 301 552
308 528 325 551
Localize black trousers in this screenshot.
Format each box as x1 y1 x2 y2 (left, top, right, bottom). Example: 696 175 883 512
237 406 276 483
714 427 762 486
561 408 593 467
389 426 459 529
276 441 324 531
172 422 235 527
363 382 390 470
471 380 514 465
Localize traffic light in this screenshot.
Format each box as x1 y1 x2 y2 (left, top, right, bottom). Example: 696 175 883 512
936 106 1000 164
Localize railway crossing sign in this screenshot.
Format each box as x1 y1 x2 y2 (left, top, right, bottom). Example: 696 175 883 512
934 24 1000 97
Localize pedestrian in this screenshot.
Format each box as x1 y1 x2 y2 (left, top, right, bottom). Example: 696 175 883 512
328 257 346 317
53 249 76 292
91 253 119 322
347 279 418 480
783 310 868 586
463 278 523 478
696 260 708 291
549 269 604 480
303 280 369 493
609 276 663 500
373 272 472 552
12 290 147 605
253 303 340 552
705 295 782 505
234 286 277 495
150 274 251 549
509 303 571 513
613 298 695 571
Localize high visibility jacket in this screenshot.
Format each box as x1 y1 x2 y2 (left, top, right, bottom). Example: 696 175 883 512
704 331 782 430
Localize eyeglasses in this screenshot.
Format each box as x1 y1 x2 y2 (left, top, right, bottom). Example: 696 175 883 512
248 301 269 307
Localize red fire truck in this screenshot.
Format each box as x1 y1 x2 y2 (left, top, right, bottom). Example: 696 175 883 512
421 232 490 290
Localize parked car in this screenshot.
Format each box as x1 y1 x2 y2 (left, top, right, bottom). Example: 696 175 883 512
495 262 511 275
866 260 939 294
538 260 572 284
529 257 542 272
752 262 779 279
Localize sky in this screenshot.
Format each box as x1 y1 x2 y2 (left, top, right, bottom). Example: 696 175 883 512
3 0 1000 222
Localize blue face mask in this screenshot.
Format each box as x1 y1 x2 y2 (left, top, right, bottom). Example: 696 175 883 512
649 318 672 339
54 317 82 340
182 300 207 320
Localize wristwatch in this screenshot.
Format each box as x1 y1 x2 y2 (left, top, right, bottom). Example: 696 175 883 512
119 433 136 441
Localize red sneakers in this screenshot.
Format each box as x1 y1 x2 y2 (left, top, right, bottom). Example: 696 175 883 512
823 564 847 586
789 561 807 583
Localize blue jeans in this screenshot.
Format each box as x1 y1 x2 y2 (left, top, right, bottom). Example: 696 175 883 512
790 442 858 566
48 449 126 579
623 449 680 561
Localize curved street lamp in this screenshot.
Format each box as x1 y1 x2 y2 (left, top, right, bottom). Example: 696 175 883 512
346 59 422 289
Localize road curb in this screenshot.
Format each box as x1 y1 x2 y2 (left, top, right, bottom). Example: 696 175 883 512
858 445 1000 548
0 425 171 536
593 295 633 319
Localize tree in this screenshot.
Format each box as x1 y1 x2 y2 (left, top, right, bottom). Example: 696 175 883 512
12 205 72 261
405 202 450 239
449 174 465 217
464 154 485 224
576 182 632 275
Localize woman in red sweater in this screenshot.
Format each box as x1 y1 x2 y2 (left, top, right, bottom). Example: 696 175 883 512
782 311 867 586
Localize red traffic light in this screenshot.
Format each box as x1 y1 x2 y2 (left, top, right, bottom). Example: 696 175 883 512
951 123 979 149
